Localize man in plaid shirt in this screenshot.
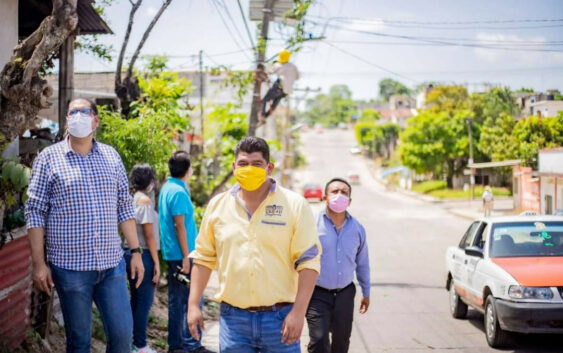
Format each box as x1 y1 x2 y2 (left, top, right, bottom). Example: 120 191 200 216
25 98 144 353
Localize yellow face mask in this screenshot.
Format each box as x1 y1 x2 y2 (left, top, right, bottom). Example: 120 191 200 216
234 165 267 191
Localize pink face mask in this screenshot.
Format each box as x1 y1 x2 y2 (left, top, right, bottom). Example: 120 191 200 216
328 194 349 213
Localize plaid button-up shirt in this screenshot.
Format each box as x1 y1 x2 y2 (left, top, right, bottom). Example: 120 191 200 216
25 138 135 271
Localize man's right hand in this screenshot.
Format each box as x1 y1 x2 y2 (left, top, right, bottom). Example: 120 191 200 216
182 256 191 274
187 305 204 340
33 262 54 296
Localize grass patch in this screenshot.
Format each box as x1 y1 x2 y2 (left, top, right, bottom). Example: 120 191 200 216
411 180 447 194
429 185 511 199
411 180 511 199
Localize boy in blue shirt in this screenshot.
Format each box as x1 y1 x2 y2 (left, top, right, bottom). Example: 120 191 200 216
159 150 212 353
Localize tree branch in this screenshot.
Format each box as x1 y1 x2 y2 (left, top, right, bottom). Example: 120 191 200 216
204 170 233 205
115 0 142 88
126 0 172 78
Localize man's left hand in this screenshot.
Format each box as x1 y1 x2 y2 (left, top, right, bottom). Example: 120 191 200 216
359 297 370 314
130 253 145 288
281 309 304 345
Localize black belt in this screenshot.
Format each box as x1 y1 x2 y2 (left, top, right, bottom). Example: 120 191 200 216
316 282 354 294
224 302 292 312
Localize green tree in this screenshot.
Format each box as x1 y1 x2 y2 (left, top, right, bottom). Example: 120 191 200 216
305 85 356 126
471 87 519 124
512 113 563 168
426 85 469 113
400 110 471 187
357 109 381 123
98 59 192 178
378 78 410 102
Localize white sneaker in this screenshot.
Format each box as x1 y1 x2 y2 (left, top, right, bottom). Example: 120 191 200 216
137 346 158 353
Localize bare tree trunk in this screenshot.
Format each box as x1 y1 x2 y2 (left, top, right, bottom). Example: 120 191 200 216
115 0 173 118
0 0 78 146
115 0 142 118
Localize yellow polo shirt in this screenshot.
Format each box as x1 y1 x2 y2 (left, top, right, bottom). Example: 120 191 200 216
190 181 321 309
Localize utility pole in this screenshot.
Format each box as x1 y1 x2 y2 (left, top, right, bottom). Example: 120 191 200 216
280 97 291 187
199 49 204 154
466 117 475 200
248 0 275 137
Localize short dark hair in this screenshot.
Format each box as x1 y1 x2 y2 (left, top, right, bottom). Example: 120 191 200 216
324 178 352 196
168 150 191 178
130 164 156 191
234 136 270 162
69 98 98 116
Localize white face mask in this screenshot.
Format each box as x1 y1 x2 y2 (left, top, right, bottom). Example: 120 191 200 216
68 113 93 138
146 182 154 193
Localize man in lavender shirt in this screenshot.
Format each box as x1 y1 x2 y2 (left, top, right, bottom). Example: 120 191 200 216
306 178 370 353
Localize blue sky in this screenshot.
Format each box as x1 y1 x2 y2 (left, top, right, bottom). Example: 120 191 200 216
75 0 563 100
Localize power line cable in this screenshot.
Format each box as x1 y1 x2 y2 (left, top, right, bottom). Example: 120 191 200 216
322 41 418 83
311 21 563 53
216 0 254 56
308 15 563 26
236 0 256 50
210 0 253 61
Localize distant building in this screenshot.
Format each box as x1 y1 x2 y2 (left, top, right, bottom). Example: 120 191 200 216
529 101 563 118
538 148 563 214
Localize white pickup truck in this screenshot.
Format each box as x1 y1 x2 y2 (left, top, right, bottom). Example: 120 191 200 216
445 215 563 347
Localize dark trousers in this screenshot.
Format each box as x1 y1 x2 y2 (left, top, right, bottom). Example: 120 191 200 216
306 284 356 353
261 79 287 117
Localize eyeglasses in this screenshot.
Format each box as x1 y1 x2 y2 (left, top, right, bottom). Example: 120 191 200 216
67 108 93 116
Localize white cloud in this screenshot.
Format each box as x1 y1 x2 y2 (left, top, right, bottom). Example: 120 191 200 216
473 33 563 64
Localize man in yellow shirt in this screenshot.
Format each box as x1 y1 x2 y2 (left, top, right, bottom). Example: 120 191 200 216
188 136 320 352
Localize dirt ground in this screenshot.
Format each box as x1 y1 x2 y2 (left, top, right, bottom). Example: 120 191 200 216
13 283 220 353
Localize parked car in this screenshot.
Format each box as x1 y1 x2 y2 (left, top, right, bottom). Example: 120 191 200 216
303 183 323 202
338 122 348 130
349 145 362 155
347 172 360 184
445 215 563 348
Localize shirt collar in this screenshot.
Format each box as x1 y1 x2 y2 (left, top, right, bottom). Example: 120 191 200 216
168 177 189 193
321 207 352 220
64 136 99 155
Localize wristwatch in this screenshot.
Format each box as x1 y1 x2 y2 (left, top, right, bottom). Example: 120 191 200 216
130 247 143 255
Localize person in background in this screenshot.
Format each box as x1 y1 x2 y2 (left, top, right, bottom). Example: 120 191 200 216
260 49 299 120
306 178 370 353
188 136 321 352
25 98 144 353
482 185 494 217
159 151 213 353
125 164 161 353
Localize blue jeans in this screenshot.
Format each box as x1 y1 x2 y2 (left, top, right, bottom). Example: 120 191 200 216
219 303 300 353
125 250 156 349
50 258 132 353
167 260 202 352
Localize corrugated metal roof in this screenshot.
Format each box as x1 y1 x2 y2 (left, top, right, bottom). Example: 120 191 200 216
77 0 113 35
0 236 32 350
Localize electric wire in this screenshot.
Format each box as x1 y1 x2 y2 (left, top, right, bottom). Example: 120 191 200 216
322 41 418 83
236 0 257 50
209 0 253 61
309 21 563 53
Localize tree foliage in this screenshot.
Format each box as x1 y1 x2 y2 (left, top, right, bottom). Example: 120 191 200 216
378 78 410 102
471 87 519 124
400 110 472 187
426 85 469 113
98 60 192 178
305 85 356 126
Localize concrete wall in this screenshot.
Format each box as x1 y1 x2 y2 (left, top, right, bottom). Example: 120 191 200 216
0 0 18 68
540 176 563 214
539 148 563 174
531 101 563 117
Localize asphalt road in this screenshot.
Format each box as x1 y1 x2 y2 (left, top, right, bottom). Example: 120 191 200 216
293 128 563 353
